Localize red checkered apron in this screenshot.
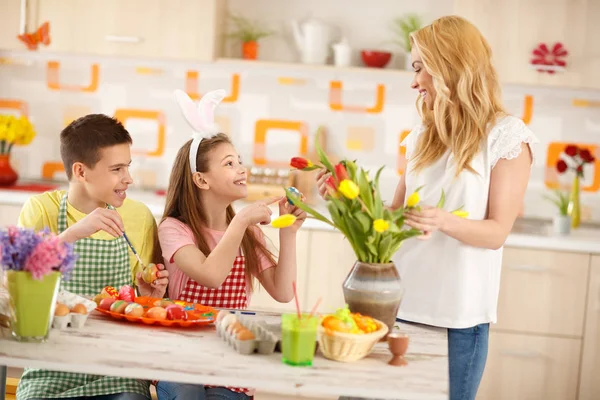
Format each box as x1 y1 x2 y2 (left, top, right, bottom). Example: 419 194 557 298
179 254 250 395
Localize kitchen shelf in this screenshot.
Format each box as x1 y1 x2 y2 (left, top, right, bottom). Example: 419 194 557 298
214 57 414 77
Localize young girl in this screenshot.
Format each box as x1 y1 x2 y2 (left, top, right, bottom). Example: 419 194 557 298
156 89 306 400
319 16 538 400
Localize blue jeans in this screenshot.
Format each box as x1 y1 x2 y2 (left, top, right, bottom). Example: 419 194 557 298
155 382 251 400
339 321 490 400
29 394 149 400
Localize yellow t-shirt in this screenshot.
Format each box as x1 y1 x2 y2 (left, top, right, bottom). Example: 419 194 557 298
17 190 157 282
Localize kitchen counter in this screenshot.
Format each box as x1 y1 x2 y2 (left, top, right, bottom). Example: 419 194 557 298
1 185 599 255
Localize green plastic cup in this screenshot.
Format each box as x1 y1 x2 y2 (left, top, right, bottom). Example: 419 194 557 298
281 313 318 367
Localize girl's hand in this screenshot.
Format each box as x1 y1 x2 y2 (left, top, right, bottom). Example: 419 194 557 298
235 197 280 227
278 197 307 233
404 206 450 240
136 263 169 298
316 169 331 200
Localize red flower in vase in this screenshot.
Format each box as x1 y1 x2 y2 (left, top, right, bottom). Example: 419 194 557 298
556 144 596 178
531 43 568 74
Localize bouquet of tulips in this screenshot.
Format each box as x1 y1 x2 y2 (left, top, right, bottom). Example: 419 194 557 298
0 115 36 155
284 130 435 264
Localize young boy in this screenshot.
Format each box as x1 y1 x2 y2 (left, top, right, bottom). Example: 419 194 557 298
16 114 168 400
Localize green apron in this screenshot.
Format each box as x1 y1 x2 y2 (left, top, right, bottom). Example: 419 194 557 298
16 195 150 400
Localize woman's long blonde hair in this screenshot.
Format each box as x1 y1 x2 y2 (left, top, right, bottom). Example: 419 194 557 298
159 134 276 292
410 15 506 175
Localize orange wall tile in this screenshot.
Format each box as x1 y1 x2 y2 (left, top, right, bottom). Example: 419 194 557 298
253 120 308 166
329 81 385 113
0 99 28 116
114 109 166 157
185 71 240 103
46 61 99 92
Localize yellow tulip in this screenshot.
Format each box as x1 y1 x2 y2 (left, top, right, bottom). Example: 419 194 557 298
406 191 420 208
271 214 297 229
373 219 389 233
452 210 469 218
338 179 360 200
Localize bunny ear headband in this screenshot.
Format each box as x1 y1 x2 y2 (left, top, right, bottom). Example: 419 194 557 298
174 88 227 173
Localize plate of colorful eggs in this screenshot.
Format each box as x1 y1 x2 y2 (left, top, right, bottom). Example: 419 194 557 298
93 286 216 328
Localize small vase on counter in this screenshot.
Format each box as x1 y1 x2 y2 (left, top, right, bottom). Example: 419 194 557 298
552 214 571 235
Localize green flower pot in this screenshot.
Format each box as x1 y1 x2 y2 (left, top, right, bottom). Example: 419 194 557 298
6 270 61 342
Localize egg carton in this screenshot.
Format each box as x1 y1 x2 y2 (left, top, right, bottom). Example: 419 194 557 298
216 312 279 355
52 290 97 330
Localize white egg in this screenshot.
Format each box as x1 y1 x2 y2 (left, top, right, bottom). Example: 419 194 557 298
216 310 231 325
220 314 237 331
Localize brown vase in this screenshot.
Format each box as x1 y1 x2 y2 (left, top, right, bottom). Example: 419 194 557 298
0 153 18 187
342 261 404 333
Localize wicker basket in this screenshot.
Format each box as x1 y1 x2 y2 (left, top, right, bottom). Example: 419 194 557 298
317 319 389 362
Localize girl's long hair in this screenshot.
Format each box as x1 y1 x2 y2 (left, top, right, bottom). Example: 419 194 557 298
160 134 276 292
410 15 506 175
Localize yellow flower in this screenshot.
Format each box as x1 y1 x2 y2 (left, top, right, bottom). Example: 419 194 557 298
271 214 297 229
373 219 389 233
406 191 420 208
452 210 469 218
338 179 360 200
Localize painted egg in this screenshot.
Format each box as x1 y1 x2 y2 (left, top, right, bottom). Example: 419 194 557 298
165 305 187 321
99 297 117 311
287 186 302 205
110 300 129 314
124 303 144 318
146 306 167 320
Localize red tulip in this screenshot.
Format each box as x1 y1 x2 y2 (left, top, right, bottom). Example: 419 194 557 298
325 175 338 198
334 163 349 184
556 159 568 173
290 157 314 170
579 149 595 163
564 145 578 157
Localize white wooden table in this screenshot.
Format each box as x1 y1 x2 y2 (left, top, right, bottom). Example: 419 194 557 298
0 312 448 399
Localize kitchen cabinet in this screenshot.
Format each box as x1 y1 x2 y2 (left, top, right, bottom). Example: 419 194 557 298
249 227 312 313
578 255 600 400
454 0 599 89
494 247 589 337
305 230 358 314
1 0 226 61
0 0 26 51
477 332 582 400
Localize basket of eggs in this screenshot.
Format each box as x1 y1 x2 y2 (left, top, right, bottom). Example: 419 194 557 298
318 305 388 362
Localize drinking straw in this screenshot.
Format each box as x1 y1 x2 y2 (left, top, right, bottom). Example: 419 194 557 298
292 281 301 320
308 297 322 319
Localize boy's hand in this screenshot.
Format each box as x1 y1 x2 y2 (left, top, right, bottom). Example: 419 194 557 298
136 264 169 298
278 197 307 233
60 208 124 243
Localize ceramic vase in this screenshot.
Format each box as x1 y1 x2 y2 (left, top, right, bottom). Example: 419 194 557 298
568 175 581 228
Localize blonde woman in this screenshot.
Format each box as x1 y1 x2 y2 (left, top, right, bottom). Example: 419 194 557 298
319 16 538 400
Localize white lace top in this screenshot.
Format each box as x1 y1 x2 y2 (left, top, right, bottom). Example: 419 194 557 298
394 115 539 328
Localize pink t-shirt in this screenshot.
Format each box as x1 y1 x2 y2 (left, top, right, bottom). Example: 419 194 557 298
157 217 276 302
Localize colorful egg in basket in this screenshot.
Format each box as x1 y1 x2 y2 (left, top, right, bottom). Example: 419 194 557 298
317 306 389 362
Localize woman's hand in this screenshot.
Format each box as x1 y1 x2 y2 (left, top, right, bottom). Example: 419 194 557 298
404 206 450 239
315 169 331 200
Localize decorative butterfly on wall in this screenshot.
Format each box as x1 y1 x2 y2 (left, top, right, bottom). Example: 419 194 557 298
17 22 51 51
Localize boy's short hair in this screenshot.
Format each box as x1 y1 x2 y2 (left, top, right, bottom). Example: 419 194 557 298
60 114 132 180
